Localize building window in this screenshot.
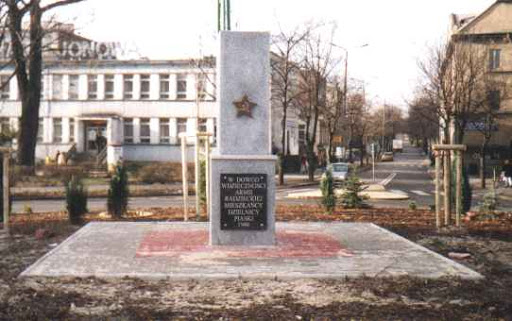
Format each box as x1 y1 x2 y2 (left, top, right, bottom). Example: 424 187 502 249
196 74 206 100
123 118 134 143
69 118 75 143
0 75 10 99
140 118 150 143
88 75 98 99
69 75 79 99
123 75 134 99
176 74 187 99
159 74 170 99
52 75 63 100
298 124 306 148
104 75 114 99
37 118 43 143
140 74 150 99
490 49 501 70
198 118 207 133
488 90 501 110
177 118 187 136
53 118 62 143
159 118 170 144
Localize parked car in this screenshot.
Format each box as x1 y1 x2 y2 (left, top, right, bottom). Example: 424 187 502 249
327 162 350 181
381 152 394 162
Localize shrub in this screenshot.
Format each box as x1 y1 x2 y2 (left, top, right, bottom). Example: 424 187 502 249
135 162 194 184
479 190 498 214
65 176 88 225
340 173 367 209
451 162 472 215
23 204 33 215
408 201 417 210
320 169 336 214
107 164 129 218
198 160 207 207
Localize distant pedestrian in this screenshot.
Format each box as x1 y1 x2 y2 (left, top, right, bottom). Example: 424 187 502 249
300 155 307 174
504 160 512 187
57 152 66 166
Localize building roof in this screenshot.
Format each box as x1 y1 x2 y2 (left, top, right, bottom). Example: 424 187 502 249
453 0 512 34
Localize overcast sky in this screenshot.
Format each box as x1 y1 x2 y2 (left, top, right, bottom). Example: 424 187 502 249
56 0 496 109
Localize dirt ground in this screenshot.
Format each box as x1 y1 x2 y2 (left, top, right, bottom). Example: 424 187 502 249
0 206 511 321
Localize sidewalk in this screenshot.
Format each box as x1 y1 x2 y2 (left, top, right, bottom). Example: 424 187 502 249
10 173 322 200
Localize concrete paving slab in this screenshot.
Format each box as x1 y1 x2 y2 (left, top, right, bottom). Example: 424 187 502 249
20 222 482 280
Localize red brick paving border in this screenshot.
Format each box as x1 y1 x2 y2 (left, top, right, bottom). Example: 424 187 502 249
136 229 353 258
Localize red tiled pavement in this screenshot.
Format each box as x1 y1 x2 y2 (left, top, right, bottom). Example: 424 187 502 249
136 229 353 259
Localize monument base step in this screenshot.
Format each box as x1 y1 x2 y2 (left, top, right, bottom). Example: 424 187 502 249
20 222 482 281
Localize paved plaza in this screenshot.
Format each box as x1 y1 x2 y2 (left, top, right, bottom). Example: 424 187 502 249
20 222 482 280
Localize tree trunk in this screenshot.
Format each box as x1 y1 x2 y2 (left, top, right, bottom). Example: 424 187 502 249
327 132 334 163
306 141 315 182
278 154 285 186
359 142 364 167
11 3 44 169
480 141 488 189
278 105 288 186
17 92 40 167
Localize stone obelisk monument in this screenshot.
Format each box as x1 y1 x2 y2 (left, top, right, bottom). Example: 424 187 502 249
209 31 276 246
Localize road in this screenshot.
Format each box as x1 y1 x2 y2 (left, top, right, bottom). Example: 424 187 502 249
12 146 434 213
359 145 434 208
14 143 512 213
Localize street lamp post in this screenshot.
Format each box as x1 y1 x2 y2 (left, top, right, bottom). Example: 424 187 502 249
330 43 368 116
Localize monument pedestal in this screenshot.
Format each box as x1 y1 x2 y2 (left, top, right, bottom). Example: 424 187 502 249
210 155 276 246
209 31 275 246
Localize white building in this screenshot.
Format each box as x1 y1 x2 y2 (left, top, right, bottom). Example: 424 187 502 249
0 59 217 165
0 25 324 168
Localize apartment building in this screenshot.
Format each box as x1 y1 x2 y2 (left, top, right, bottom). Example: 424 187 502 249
450 0 512 172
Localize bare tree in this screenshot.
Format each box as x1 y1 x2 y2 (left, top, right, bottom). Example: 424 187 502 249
419 41 488 144
320 77 343 163
470 76 509 188
1 0 85 168
271 26 307 185
407 94 440 154
344 91 364 162
296 22 340 181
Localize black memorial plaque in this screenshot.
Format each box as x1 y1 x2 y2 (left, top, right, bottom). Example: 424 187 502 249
220 173 267 230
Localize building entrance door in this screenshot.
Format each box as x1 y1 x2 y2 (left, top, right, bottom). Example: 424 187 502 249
84 121 107 154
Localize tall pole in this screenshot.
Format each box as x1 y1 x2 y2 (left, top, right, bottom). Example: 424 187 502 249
343 50 348 116
456 151 462 227
2 152 9 235
195 134 200 219
217 0 221 32
226 0 231 30
205 138 210 219
435 152 441 228
180 135 189 221
443 152 451 226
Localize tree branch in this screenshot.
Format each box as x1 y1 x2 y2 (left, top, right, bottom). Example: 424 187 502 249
41 0 85 13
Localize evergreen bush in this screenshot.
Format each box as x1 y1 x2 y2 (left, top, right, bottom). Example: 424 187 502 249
107 164 129 218
451 162 472 215
198 160 207 207
340 173 367 209
320 169 336 214
479 190 498 214
65 175 88 225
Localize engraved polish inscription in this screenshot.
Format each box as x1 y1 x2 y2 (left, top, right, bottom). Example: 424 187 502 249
220 174 267 230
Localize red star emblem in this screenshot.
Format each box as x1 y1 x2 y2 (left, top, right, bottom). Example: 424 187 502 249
233 94 257 118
